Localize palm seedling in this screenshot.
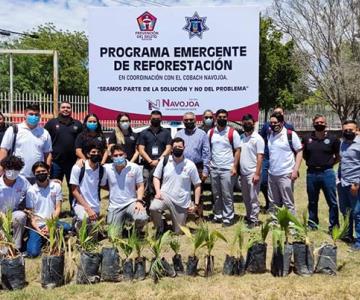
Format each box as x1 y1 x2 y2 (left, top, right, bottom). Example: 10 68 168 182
101 224 121 282
118 228 136 281
131 228 147 280
0 210 26 290
170 236 184 273
181 225 207 276
201 223 227 277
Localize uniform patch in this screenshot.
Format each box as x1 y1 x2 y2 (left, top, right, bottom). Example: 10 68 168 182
324 138 330 144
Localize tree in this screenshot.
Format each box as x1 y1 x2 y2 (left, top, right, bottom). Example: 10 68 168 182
0 23 88 95
273 0 360 122
259 17 303 121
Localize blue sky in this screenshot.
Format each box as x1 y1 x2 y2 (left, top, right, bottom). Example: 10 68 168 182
0 0 272 34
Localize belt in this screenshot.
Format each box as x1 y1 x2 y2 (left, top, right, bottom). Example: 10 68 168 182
307 166 333 172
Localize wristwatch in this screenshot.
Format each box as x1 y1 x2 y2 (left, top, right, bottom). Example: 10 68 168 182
136 199 145 205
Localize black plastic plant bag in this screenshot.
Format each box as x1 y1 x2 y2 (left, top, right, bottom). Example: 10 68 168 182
223 255 237 275
161 257 176 278
315 244 337 275
134 257 146 280
186 256 199 276
100 247 121 282
0 256 26 290
172 254 184 274
271 243 292 277
204 255 214 277
236 256 246 276
245 242 267 273
122 258 134 281
41 255 65 288
293 242 314 276
76 251 102 284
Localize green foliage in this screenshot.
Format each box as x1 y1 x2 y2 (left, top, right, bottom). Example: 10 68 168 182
290 211 310 244
45 217 65 256
274 207 294 243
0 23 88 95
169 236 181 255
181 225 207 257
248 220 271 249
0 210 17 257
272 228 285 254
332 214 350 244
78 217 102 252
230 222 247 257
201 223 227 256
107 223 121 248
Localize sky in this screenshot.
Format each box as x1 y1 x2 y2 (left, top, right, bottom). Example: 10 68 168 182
0 0 272 35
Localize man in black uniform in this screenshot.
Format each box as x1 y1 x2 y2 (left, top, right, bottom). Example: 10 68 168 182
137 110 172 202
44 101 82 213
302 114 340 231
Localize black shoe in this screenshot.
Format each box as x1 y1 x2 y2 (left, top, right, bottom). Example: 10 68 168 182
341 236 355 244
222 219 236 228
211 217 222 224
247 221 260 229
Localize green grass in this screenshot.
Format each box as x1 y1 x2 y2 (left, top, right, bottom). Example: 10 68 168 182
1 164 360 299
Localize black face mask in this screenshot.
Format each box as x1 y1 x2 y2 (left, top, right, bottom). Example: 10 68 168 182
343 130 356 141
35 173 48 183
173 147 184 158
89 154 102 163
314 124 326 132
243 124 254 133
184 122 195 130
217 119 227 127
151 119 161 127
270 124 282 132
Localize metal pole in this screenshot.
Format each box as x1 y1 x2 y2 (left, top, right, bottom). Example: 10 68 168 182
9 53 13 114
53 50 58 116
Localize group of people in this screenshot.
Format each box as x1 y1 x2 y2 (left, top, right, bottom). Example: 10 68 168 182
0 102 359 258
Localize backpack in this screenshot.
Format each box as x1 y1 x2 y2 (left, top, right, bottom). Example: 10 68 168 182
267 128 297 155
158 155 170 181
209 127 235 150
78 163 104 200
8 124 18 156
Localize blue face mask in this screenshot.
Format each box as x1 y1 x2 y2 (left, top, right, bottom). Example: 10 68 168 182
27 115 40 126
87 122 98 131
113 156 126 166
204 118 213 127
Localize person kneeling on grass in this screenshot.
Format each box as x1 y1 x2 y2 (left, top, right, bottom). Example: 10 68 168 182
150 137 201 235
102 144 148 231
26 161 72 257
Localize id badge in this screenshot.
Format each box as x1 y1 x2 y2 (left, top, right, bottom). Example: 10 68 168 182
152 145 159 156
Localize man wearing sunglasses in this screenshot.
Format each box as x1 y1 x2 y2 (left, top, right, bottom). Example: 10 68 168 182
199 109 215 133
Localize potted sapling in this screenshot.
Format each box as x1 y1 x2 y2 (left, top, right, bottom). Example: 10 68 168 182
101 224 121 282
290 212 314 276
131 228 146 280
181 225 207 276
0 210 26 290
41 218 66 289
202 223 227 277
315 215 349 275
270 207 294 276
170 236 184 274
245 220 270 273
76 217 103 284
223 222 247 276
118 231 136 281
147 230 175 284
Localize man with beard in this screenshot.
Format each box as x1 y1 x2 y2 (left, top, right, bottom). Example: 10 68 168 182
45 101 82 213
302 114 340 231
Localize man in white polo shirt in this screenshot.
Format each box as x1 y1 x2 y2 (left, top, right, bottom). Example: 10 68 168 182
150 137 201 235
208 109 241 226
102 144 148 230
0 155 29 251
239 114 265 227
70 142 105 222
0 103 52 184
267 112 303 215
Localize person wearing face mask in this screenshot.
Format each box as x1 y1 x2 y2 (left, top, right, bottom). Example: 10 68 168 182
75 113 107 163
267 112 303 215
150 137 201 235
0 112 9 145
302 114 340 232
239 114 265 228
101 144 148 230
70 142 105 223
0 103 52 184
0 155 29 251
337 120 360 250
199 109 215 133
25 161 72 257
260 107 295 212
137 110 172 202
208 109 241 227
44 101 82 213
106 113 139 164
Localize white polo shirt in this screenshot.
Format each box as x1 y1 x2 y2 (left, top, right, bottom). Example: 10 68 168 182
0 122 52 178
268 127 302 176
0 175 30 212
208 126 241 170
70 160 103 213
26 181 62 227
239 132 265 176
153 156 201 208
101 161 143 211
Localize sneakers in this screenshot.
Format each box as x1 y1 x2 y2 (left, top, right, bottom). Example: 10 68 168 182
222 219 236 228
211 217 222 224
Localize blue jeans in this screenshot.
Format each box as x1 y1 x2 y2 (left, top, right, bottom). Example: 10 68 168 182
51 161 74 209
338 184 360 245
260 158 270 209
26 221 72 257
307 169 339 230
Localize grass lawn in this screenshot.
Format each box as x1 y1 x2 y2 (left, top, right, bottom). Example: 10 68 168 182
1 164 360 299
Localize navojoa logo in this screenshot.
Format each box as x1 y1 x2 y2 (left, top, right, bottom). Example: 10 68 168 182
146 99 200 111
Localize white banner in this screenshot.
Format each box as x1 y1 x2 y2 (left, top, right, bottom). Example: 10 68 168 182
89 6 259 120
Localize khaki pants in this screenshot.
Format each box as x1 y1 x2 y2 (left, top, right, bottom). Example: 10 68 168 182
241 173 260 223
268 173 295 215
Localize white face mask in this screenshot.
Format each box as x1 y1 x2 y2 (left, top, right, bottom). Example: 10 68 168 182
5 170 20 181
120 122 130 131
